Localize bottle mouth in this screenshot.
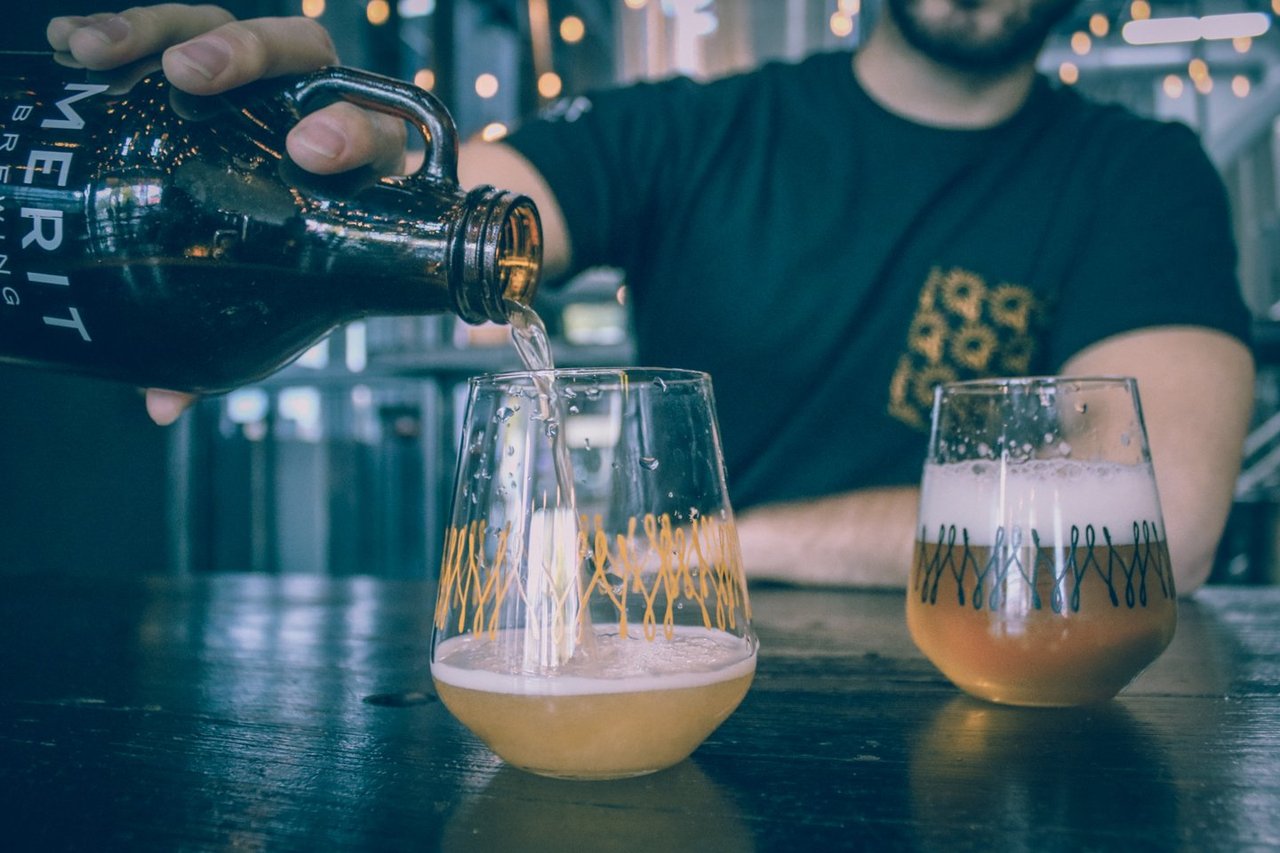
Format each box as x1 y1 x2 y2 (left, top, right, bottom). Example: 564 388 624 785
454 187 543 324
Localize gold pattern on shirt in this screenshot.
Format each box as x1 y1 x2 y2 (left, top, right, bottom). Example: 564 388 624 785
889 266 1044 430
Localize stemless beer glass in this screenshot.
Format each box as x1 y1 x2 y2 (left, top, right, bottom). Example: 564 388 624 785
431 368 757 779
907 377 1177 706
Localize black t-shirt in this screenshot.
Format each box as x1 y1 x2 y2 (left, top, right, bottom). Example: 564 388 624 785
505 50 1251 511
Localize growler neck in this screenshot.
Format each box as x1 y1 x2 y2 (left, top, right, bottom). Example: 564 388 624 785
283 181 541 323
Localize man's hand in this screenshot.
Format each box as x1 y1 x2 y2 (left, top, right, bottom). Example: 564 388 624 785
49 5 410 177
47 5 414 423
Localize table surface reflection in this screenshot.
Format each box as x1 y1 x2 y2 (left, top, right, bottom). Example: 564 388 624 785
0 572 1276 851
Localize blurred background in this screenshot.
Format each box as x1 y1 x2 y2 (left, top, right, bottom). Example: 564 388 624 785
2 0 1279 583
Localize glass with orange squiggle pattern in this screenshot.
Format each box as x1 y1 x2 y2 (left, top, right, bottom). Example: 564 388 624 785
430 368 757 780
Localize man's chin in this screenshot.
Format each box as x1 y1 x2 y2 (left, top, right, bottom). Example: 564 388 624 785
888 0 1074 74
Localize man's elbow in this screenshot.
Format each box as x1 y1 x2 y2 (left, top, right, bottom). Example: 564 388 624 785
1170 529 1224 595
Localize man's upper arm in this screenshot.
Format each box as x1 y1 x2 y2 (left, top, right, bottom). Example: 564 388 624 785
1061 326 1255 593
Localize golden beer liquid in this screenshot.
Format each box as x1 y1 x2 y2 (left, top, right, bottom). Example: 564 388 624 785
907 540 1176 706
431 630 757 780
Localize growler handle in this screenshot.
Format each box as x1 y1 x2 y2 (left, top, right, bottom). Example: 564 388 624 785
291 65 460 187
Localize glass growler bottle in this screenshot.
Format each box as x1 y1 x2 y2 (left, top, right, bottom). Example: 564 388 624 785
0 52 541 393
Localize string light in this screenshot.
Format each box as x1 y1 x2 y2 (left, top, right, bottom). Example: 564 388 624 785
1058 62 1079 85
366 0 390 26
1123 13 1270 45
413 68 435 90
559 15 585 43
830 12 854 38
1200 12 1269 39
481 122 509 142
838 0 860 12
624 0 647 8
1233 36 1253 53
475 73 499 99
1130 1 1151 21
538 71 563 99
1188 59 1212 96
1232 75 1251 98
1089 13 1109 37
1071 32 1092 55
397 0 433 18
301 0 325 18
1162 74 1184 98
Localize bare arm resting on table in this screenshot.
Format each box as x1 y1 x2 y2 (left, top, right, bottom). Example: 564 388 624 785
735 487 920 589
736 326 1254 595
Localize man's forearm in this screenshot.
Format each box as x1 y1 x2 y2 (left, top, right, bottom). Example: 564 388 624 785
734 486 920 588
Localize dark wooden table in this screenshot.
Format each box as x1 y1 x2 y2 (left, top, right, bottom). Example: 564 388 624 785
0 573 1276 851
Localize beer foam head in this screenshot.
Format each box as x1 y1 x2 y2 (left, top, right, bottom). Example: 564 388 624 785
431 626 757 695
918 459 1164 545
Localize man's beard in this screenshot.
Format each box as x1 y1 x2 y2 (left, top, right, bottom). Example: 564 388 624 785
885 0 1079 75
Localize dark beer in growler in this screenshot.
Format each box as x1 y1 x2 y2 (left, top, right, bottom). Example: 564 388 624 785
0 52 541 393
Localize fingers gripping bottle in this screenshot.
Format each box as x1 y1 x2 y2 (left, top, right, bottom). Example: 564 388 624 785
0 52 541 393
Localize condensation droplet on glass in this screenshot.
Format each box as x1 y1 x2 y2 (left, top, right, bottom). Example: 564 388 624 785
639 457 660 471
1075 402 1088 414
544 421 559 439
1057 441 1072 456
654 376 668 392
568 404 580 414
583 437 591 450
495 406 515 422
585 386 602 400
976 442 992 458
667 491 675 498
469 492 478 505
506 445 516 457
1120 432 1131 447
